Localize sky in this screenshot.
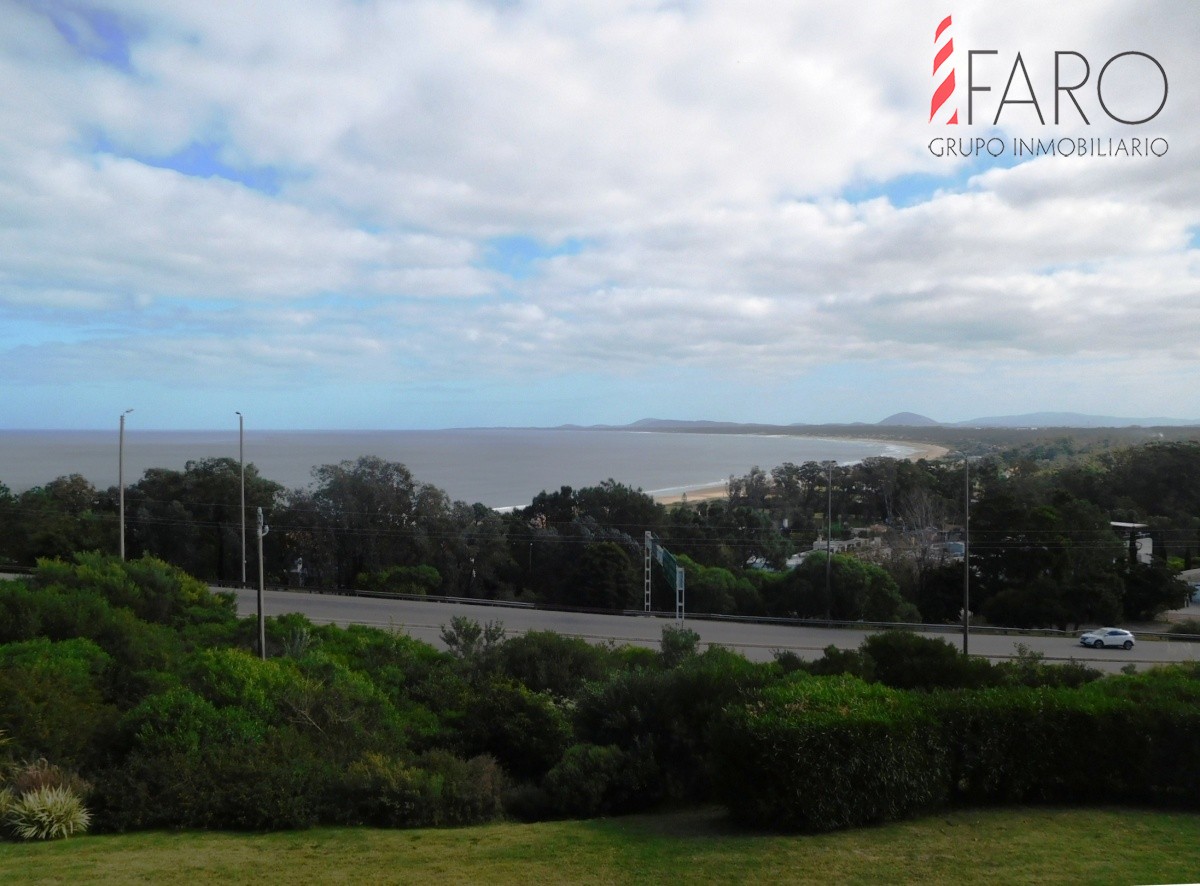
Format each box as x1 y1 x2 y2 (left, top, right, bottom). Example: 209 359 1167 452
2 0 1197 430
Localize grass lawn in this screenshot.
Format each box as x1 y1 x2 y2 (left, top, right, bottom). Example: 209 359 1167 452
2 806 1198 885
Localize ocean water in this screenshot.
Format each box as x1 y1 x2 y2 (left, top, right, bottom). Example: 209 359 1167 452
0 429 919 509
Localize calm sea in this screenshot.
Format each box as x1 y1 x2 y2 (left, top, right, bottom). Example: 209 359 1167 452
0 429 917 509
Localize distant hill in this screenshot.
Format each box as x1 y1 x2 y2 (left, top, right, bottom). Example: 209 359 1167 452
627 418 737 429
878 412 940 427
956 412 1200 428
603 414 1200 432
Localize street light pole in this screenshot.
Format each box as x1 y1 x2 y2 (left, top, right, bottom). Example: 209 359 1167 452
237 412 246 587
118 409 133 560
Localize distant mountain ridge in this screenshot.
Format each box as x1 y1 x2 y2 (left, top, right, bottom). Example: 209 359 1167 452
614 413 1200 430
951 412 1200 428
881 411 1200 428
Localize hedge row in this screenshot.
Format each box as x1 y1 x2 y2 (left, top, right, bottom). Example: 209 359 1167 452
712 668 1200 833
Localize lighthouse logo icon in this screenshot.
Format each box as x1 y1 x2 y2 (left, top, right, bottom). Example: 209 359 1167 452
930 15 958 124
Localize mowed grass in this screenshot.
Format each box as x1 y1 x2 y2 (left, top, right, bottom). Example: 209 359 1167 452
3 806 1199 885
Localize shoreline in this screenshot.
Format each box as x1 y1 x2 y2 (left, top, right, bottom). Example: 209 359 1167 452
652 439 950 506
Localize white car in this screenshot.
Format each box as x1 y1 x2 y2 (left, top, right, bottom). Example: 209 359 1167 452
1079 628 1135 650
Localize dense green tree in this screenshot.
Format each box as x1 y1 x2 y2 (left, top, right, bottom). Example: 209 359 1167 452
506 482 656 606
768 460 826 527
917 561 969 625
3 475 112 565
766 553 918 622
357 564 442 595
125 458 282 582
568 541 637 610
674 555 753 615
969 479 1130 629
661 499 788 571
1121 561 1191 622
277 456 459 589
522 480 662 534
849 457 932 526
444 501 517 598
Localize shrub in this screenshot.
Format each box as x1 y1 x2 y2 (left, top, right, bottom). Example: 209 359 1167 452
335 753 430 827
1168 619 1200 639
0 638 118 766
660 625 700 668
613 645 659 670
712 675 948 832
92 726 334 832
114 687 266 758
713 666 1200 833
32 552 235 629
357 564 441 595
862 631 993 690
0 581 183 678
492 631 616 697
415 751 506 827
439 616 506 661
5 785 91 840
454 678 571 780
574 648 773 805
501 781 553 822
806 644 874 680
931 683 1160 806
993 644 1103 689
541 743 657 818
335 750 506 828
279 653 411 758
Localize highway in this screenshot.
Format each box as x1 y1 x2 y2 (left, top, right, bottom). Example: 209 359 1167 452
232 588 1200 673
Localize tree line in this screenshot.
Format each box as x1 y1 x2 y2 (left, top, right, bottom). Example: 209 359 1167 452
2 440 1198 629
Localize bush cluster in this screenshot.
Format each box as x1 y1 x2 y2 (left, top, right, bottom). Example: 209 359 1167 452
712 665 1200 833
713 676 946 831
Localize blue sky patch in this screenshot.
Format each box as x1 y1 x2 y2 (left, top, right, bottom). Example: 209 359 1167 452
38 1 134 71
481 235 587 280
94 138 282 195
843 150 1023 208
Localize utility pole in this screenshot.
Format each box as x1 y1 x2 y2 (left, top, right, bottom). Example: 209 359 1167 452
257 507 269 660
237 412 246 586
118 409 133 560
825 460 833 617
962 454 971 655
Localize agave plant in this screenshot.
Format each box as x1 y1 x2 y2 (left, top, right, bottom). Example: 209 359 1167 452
6 786 92 841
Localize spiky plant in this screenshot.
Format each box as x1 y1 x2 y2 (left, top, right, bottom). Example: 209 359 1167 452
6 786 92 841
0 788 14 822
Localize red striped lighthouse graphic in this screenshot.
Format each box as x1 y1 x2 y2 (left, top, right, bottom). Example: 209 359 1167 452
930 15 958 124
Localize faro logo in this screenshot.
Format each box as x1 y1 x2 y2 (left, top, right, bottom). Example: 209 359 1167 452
929 14 1169 126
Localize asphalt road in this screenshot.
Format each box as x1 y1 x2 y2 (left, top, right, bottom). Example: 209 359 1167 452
232 588 1200 673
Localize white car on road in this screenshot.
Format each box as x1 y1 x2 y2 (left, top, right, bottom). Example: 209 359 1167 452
1079 628 1135 650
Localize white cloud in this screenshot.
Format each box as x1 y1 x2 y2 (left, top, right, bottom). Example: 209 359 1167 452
1 0 1197 426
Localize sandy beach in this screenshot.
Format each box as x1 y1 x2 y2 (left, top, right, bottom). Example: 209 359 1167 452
652 438 949 505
